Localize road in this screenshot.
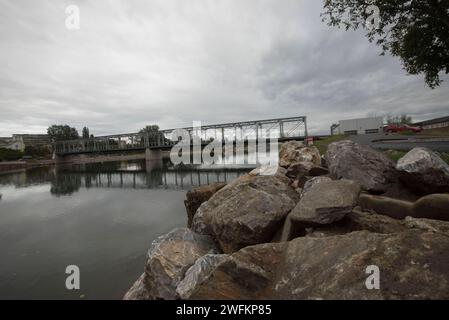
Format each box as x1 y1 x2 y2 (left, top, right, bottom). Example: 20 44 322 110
349 133 449 152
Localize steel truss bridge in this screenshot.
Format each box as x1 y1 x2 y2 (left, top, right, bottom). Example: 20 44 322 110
55 116 307 155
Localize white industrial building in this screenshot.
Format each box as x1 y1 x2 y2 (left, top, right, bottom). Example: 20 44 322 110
334 117 384 135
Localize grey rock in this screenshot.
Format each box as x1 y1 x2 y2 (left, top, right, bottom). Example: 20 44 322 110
291 179 361 226
304 209 408 238
179 242 285 300
200 173 300 253
123 273 151 300
325 140 397 193
184 182 226 228
301 176 332 196
285 162 328 179
359 193 449 222
181 230 449 299
359 194 414 220
396 147 449 194
191 206 213 236
285 161 314 179
404 216 449 234
144 228 220 300
279 141 321 168
281 179 361 241
249 165 287 178
309 166 329 176
176 254 229 299
413 193 449 221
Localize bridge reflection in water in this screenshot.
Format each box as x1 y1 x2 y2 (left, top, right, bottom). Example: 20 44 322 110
59 166 248 191
0 160 251 197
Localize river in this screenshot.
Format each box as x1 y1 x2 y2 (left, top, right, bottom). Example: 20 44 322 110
0 159 249 299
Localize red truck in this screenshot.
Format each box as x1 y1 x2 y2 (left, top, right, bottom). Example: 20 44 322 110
383 124 422 134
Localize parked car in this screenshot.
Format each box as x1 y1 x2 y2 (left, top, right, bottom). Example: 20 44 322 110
383 124 422 134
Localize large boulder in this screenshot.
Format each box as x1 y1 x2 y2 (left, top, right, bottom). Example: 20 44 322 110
285 161 314 179
180 230 449 300
123 274 151 300
396 147 449 194
281 179 361 241
279 141 321 168
301 176 332 196
412 194 449 221
304 209 409 238
198 173 300 253
359 193 449 222
404 216 449 234
249 165 287 178
176 254 229 299
179 242 284 300
184 182 226 228
359 194 414 220
142 228 220 300
325 140 397 193
285 161 329 179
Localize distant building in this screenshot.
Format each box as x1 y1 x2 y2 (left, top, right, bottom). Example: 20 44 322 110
0 137 23 151
414 116 449 130
0 134 50 152
333 117 384 135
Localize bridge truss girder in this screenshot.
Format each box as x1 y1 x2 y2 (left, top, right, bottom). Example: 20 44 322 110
55 116 307 155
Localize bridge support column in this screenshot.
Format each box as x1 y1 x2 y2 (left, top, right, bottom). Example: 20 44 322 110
145 148 162 161
53 151 66 165
145 148 162 173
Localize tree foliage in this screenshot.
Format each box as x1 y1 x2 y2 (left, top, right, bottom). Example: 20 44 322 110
386 114 413 125
0 148 23 161
82 127 90 139
138 125 161 135
47 125 79 142
322 0 449 88
138 125 167 144
24 145 52 159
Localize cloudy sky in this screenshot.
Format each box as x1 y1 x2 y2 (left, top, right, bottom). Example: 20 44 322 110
0 0 448 136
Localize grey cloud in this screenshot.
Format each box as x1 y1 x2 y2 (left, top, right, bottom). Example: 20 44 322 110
0 0 447 137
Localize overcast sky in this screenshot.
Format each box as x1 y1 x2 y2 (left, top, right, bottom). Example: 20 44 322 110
0 0 448 136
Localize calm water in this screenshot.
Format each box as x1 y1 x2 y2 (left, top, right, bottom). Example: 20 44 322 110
0 160 249 299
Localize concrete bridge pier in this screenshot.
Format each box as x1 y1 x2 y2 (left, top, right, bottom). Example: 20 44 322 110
145 148 162 173
53 151 67 165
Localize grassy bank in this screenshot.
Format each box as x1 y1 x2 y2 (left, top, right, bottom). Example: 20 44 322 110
313 135 348 155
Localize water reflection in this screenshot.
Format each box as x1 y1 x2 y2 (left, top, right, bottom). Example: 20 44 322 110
0 159 251 197
0 159 252 299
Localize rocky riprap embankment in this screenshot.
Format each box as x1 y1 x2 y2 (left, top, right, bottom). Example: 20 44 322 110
124 140 449 300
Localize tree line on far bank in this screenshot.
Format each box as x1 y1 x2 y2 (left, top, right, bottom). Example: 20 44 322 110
46 124 163 142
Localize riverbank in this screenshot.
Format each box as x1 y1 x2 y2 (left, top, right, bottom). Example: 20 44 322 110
124 140 449 300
